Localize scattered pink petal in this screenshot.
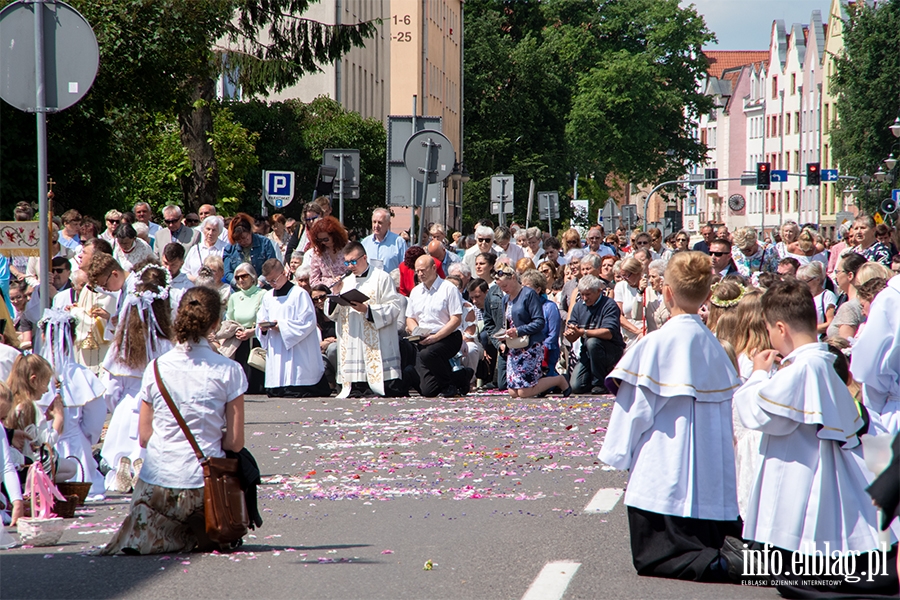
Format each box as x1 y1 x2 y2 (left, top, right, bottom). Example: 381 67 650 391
381 549 394 554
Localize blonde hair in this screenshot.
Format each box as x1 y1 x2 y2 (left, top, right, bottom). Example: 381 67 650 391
515 257 536 273
855 262 893 287
664 251 712 308
732 289 771 357
4 354 54 431
797 228 816 254
707 280 744 334
620 257 643 276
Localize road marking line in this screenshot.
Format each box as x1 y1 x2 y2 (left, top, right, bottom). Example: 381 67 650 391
521 561 581 600
583 487 623 514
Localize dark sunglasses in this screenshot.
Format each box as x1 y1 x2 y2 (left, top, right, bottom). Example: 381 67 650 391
709 251 729 257
312 295 327 302
164 218 180 224
477 238 492 243
106 219 120 224
344 258 362 266
185 219 200 225
51 267 68 274
634 241 649 246
305 217 320 223
317 236 331 243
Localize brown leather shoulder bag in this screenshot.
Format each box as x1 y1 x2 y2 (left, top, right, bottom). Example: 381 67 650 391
153 361 249 545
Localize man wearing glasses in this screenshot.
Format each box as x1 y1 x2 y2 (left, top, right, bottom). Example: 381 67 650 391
326 242 405 398
586 226 614 258
362 208 407 272
709 238 739 277
463 225 495 272
154 205 201 253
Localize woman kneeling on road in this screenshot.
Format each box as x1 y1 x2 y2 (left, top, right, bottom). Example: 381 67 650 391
101 287 247 555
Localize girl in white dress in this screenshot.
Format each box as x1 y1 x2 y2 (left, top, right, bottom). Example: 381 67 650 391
100 266 173 493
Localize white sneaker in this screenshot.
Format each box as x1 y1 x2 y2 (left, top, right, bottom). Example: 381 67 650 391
86 494 106 502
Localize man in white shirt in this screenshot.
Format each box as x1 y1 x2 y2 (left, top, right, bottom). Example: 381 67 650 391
585 226 613 258
256 259 329 398
133 202 161 240
405 256 473 397
361 208 407 272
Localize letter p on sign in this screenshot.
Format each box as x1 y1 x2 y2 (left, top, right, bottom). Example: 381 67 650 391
264 170 295 208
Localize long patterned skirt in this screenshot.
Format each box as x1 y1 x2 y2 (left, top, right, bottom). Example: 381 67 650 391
99 479 206 555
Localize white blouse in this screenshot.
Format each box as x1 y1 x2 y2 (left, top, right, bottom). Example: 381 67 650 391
139 339 247 489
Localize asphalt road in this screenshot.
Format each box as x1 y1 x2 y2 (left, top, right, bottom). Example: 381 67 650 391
1 392 777 600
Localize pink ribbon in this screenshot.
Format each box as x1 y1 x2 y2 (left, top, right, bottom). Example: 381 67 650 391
25 463 67 520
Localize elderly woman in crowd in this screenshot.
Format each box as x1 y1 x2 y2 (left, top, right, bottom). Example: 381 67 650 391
307 216 348 288
644 259 669 332
850 214 893 266
101 209 122 243
223 213 277 289
100 286 247 555
614 257 645 349
672 231 690 254
112 223 155 273
224 263 266 394
494 264 569 397
521 269 562 377
731 226 780 277
185 216 227 280
797 261 836 338
195 256 231 317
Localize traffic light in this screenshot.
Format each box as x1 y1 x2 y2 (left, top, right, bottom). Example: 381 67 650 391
806 162 821 186
705 168 718 190
756 162 771 190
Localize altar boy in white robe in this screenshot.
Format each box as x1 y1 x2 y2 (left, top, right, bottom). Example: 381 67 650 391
256 259 329 398
599 251 743 582
851 274 900 434
734 278 898 596
326 241 405 398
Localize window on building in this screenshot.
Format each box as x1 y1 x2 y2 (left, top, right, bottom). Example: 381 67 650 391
795 112 800 133
772 76 778 99
823 104 830 132
791 73 796 95
795 151 800 174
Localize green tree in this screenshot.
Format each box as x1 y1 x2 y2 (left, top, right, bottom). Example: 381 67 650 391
0 0 375 217
830 0 900 216
461 0 713 232
228 96 385 233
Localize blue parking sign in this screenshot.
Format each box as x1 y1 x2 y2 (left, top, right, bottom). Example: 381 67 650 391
263 170 295 208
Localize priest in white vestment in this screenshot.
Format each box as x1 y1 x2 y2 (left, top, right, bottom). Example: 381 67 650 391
851 275 900 434
256 259 328 397
326 241 404 398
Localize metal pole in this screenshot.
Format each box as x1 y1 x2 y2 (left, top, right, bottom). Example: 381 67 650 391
35 0 50 313
338 154 345 224
416 138 433 245
260 171 268 218
498 179 507 228
411 96 417 245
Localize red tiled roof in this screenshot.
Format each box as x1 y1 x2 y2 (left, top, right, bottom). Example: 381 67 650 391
704 50 770 78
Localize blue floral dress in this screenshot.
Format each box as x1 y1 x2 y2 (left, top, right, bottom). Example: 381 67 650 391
505 303 543 390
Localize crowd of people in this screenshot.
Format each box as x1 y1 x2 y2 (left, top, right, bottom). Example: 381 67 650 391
0 198 897 592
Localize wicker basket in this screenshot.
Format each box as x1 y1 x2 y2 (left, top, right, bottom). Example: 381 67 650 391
56 456 91 505
17 517 66 547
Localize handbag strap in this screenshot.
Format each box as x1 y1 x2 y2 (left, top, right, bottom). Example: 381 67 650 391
153 360 206 463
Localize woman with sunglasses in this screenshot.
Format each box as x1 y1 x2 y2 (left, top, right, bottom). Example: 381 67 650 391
225 263 266 395
672 231 690 253
307 216 349 288
494 265 570 398
223 213 277 289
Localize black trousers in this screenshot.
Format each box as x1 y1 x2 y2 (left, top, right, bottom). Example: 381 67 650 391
572 337 624 393
233 338 266 395
416 330 462 397
266 373 332 398
627 506 743 582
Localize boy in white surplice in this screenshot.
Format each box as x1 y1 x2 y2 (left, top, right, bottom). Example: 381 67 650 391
734 277 898 596
599 251 743 582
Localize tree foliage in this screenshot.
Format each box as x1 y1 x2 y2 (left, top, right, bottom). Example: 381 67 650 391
227 96 385 232
462 0 713 231
0 0 375 218
830 0 900 216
